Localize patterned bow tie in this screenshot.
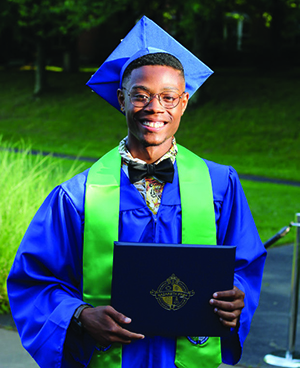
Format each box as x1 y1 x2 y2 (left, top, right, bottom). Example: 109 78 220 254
128 158 174 184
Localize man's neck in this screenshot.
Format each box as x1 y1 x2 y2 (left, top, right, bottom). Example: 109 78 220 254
127 137 173 164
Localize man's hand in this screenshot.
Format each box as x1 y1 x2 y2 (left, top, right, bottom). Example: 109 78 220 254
79 305 144 347
209 286 245 328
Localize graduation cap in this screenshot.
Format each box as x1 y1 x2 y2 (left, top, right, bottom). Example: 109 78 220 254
86 16 213 112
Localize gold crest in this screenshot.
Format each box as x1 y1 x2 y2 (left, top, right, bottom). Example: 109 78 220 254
150 274 195 311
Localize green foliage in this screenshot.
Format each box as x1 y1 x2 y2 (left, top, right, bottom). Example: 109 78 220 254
7 0 127 38
263 12 272 27
0 0 19 35
0 140 88 314
3 0 300 51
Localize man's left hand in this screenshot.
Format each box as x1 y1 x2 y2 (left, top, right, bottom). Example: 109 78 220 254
209 286 245 328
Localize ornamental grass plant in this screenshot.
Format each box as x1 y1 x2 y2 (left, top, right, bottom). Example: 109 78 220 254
0 140 87 314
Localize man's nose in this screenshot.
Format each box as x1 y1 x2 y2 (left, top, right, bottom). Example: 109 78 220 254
145 94 165 111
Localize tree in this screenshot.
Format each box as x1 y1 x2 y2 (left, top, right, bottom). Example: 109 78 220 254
7 0 128 95
5 0 299 95
0 0 21 65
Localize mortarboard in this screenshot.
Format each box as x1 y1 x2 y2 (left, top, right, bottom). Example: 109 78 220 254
86 16 213 113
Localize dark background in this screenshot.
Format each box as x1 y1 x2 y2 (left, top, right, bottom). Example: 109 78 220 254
1 0 299 94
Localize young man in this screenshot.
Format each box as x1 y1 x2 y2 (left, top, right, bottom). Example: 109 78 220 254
7 16 266 368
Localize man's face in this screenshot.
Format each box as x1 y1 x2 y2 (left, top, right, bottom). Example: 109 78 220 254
118 65 189 156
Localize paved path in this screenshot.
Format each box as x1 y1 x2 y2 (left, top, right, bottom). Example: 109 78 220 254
0 328 241 368
0 327 243 368
0 328 38 368
238 243 298 367
1 244 299 367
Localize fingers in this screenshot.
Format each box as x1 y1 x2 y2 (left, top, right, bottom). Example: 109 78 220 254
116 325 145 344
212 307 239 328
80 305 144 347
209 286 245 328
98 306 145 344
105 306 145 341
102 322 143 345
106 305 132 325
212 286 244 300
210 295 245 312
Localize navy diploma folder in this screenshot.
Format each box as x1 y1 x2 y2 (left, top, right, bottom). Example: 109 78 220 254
111 242 236 337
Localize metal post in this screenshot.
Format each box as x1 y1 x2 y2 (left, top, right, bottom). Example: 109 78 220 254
287 213 300 357
264 213 300 367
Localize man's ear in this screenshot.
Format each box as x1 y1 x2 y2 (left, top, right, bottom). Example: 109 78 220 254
181 92 189 115
117 89 125 112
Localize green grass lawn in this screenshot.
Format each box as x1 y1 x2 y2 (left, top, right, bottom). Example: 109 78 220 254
0 68 299 313
178 68 300 182
0 68 299 181
242 180 299 246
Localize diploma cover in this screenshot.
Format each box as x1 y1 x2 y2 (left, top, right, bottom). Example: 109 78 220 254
111 242 236 337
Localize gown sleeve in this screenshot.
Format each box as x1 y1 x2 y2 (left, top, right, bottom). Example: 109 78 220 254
7 171 96 368
210 164 267 365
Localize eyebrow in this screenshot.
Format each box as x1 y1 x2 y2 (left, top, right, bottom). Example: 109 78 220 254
130 85 180 92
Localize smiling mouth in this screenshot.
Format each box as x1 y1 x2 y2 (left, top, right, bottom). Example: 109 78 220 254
141 121 165 128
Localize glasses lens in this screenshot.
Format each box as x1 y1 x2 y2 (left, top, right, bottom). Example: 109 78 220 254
129 90 181 108
130 92 150 107
160 92 180 108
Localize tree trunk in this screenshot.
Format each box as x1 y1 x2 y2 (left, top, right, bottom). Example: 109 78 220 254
270 0 285 66
34 38 47 96
63 37 79 73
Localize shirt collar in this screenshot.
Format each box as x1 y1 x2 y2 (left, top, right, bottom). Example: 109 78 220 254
118 136 178 166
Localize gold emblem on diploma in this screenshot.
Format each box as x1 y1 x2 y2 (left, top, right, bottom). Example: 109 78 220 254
150 274 195 311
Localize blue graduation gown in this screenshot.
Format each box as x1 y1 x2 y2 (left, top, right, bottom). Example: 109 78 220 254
7 159 266 368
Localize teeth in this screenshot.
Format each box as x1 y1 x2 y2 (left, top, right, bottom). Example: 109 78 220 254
142 121 164 128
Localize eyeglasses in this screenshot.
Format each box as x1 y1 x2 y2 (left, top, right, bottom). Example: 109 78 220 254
122 88 185 109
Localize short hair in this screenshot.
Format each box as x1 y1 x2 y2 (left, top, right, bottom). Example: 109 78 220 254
122 53 185 85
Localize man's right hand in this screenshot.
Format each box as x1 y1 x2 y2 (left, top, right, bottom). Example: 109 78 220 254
79 305 145 347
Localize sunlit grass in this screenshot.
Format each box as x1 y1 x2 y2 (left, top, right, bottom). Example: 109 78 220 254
242 180 300 246
0 141 89 314
19 65 98 72
177 68 300 182
0 68 299 181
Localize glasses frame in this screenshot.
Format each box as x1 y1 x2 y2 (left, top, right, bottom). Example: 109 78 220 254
122 87 186 109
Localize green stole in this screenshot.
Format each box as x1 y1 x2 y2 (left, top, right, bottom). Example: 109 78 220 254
83 145 222 368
